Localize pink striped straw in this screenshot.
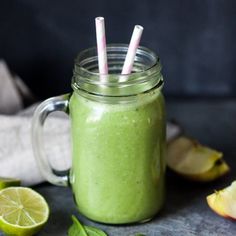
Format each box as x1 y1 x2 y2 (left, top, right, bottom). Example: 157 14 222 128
121 25 144 75
95 17 108 77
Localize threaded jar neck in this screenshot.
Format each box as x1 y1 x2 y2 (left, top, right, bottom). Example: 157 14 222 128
72 44 163 97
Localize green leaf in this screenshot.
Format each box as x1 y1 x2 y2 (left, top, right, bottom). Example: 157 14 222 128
68 215 88 236
68 215 108 236
85 225 108 236
135 234 146 236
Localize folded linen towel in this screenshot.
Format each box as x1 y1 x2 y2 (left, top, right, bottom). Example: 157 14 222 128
0 61 181 186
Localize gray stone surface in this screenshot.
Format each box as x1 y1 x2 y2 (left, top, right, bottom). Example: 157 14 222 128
1 99 236 236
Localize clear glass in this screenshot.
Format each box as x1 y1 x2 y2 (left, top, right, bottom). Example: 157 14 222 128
32 44 166 224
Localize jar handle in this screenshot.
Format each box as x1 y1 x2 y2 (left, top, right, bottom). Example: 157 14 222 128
32 94 70 186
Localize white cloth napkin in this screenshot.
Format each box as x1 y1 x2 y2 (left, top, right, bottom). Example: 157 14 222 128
0 61 181 186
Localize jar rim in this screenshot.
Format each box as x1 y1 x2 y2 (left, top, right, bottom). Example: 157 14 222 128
74 44 160 77
72 44 163 97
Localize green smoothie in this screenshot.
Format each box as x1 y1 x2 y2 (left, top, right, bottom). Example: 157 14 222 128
69 87 166 224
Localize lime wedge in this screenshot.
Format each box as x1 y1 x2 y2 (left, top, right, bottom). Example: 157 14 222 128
0 177 21 190
0 187 49 236
167 136 229 181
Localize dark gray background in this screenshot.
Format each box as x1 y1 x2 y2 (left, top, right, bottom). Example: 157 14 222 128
1 2 236 235
0 0 235 99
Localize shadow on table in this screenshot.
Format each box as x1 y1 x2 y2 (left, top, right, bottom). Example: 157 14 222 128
35 184 77 235
155 169 232 219
34 164 233 235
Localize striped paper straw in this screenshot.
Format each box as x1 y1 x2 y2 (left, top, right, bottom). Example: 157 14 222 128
121 25 144 75
95 17 108 78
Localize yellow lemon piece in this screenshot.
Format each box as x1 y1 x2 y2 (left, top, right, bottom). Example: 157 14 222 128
0 187 49 236
207 181 236 219
167 136 229 181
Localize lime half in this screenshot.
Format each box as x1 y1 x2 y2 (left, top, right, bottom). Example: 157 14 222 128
0 177 21 190
0 187 49 236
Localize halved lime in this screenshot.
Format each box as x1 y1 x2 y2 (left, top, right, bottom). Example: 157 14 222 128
0 177 21 190
0 187 49 236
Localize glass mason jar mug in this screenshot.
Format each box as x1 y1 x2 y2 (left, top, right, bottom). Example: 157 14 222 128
32 44 166 224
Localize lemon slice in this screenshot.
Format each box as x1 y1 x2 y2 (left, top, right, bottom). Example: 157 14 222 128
0 187 49 236
0 177 21 190
167 136 229 181
207 181 236 219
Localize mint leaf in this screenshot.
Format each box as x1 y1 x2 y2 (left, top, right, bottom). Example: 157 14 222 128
68 215 88 236
85 225 108 236
68 215 108 236
68 223 80 236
